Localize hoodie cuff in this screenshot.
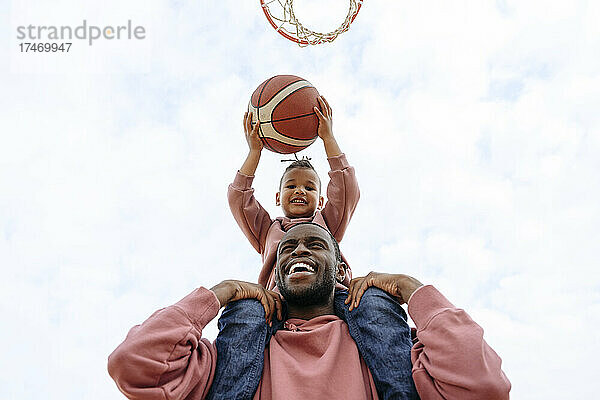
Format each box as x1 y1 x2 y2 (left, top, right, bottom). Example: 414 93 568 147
174 287 221 330
327 153 350 171
407 285 456 330
231 171 255 190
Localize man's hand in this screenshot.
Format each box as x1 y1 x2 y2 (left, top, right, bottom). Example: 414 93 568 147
244 111 263 153
211 280 283 325
345 272 423 311
314 96 342 157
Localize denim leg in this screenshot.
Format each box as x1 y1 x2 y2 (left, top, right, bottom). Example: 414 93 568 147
205 299 285 400
334 288 419 400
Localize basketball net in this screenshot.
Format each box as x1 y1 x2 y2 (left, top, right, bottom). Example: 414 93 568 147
260 0 363 47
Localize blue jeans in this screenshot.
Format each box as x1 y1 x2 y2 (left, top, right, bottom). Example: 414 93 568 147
334 288 418 400
205 288 418 400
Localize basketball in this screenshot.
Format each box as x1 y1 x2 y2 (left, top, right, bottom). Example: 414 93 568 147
248 75 320 154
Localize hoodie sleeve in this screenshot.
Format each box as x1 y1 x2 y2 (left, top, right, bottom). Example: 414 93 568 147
227 171 274 254
408 285 511 400
107 288 220 400
320 153 360 242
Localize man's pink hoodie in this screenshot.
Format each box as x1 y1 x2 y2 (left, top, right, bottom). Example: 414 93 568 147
108 285 511 399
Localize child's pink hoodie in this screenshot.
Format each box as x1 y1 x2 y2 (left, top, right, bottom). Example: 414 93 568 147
108 285 511 399
227 153 359 290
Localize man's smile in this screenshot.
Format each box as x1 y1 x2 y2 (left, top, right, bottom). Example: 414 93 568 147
285 259 317 279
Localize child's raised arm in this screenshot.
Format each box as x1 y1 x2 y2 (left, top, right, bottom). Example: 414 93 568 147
239 111 263 176
228 112 273 254
314 96 360 242
314 96 342 158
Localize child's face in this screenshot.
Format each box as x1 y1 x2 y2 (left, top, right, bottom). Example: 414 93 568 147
276 168 324 218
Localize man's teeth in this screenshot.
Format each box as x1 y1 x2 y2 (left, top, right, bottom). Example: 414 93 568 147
289 263 315 274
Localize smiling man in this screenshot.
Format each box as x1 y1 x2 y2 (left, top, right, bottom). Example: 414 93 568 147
274 223 343 318
108 223 511 400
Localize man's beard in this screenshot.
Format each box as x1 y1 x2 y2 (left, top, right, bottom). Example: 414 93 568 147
277 273 336 307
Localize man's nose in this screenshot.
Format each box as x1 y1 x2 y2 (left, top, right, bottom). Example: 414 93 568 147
291 242 310 256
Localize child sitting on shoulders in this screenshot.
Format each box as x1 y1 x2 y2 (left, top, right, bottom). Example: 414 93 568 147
228 96 357 290
208 96 418 400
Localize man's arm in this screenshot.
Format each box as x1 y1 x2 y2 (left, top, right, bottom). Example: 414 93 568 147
108 282 282 400
346 272 511 400
227 112 273 254
314 96 360 241
107 288 220 400
408 285 511 400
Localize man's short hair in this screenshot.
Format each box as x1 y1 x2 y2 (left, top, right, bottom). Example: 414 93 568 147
278 222 341 263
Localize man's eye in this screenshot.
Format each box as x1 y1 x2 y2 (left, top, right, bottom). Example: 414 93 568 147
310 242 325 248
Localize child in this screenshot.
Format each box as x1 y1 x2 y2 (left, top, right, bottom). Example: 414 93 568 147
207 96 417 400
228 96 357 291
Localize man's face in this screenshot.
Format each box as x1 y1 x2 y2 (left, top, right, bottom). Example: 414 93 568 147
276 168 324 218
275 224 341 306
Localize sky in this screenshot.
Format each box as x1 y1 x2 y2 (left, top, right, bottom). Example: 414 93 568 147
1 0 599 399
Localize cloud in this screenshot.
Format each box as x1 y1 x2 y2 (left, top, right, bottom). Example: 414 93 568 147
1 0 599 399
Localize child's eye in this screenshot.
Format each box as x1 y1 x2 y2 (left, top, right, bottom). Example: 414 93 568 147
286 185 296 189
305 186 314 191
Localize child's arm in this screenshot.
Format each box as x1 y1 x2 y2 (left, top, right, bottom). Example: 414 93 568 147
227 112 273 254
239 111 263 176
314 96 360 241
314 96 342 158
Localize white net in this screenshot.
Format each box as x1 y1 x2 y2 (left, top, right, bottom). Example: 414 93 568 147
261 0 362 46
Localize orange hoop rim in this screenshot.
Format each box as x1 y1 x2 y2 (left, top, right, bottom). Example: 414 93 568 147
259 0 363 45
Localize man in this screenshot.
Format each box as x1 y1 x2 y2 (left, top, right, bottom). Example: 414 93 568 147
108 223 511 399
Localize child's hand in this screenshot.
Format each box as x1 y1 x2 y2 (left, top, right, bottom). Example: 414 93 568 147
345 272 424 310
244 111 263 153
211 279 284 326
314 96 334 142
314 96 342 158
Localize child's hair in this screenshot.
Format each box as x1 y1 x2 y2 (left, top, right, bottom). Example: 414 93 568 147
279 159 322 192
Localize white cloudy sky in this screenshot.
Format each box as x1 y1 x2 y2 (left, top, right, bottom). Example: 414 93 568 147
1 0 599 399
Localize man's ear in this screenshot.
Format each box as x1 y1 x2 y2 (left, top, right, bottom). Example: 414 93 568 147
336 262 347 283
275 192 281 206
317 195 324 210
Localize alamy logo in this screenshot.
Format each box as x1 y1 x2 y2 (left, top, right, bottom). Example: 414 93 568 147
16 20 146 46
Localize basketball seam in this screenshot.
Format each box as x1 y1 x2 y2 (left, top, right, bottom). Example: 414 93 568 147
268 85 315 122
257 77 277 153
262 137 306 149
270 116 318 142
263 134 317 148
259 76 304 105
256 76 274 108
269 111 316 123
260 123 277 153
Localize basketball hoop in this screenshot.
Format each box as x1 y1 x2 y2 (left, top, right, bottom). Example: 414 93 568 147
260 0 363 47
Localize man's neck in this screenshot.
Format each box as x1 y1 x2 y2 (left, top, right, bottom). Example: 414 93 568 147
286 302 335 320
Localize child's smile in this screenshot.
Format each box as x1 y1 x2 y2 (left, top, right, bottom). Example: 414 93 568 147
277 168 324 218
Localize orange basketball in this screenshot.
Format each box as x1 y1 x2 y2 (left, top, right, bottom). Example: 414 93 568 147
248 75 320 154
